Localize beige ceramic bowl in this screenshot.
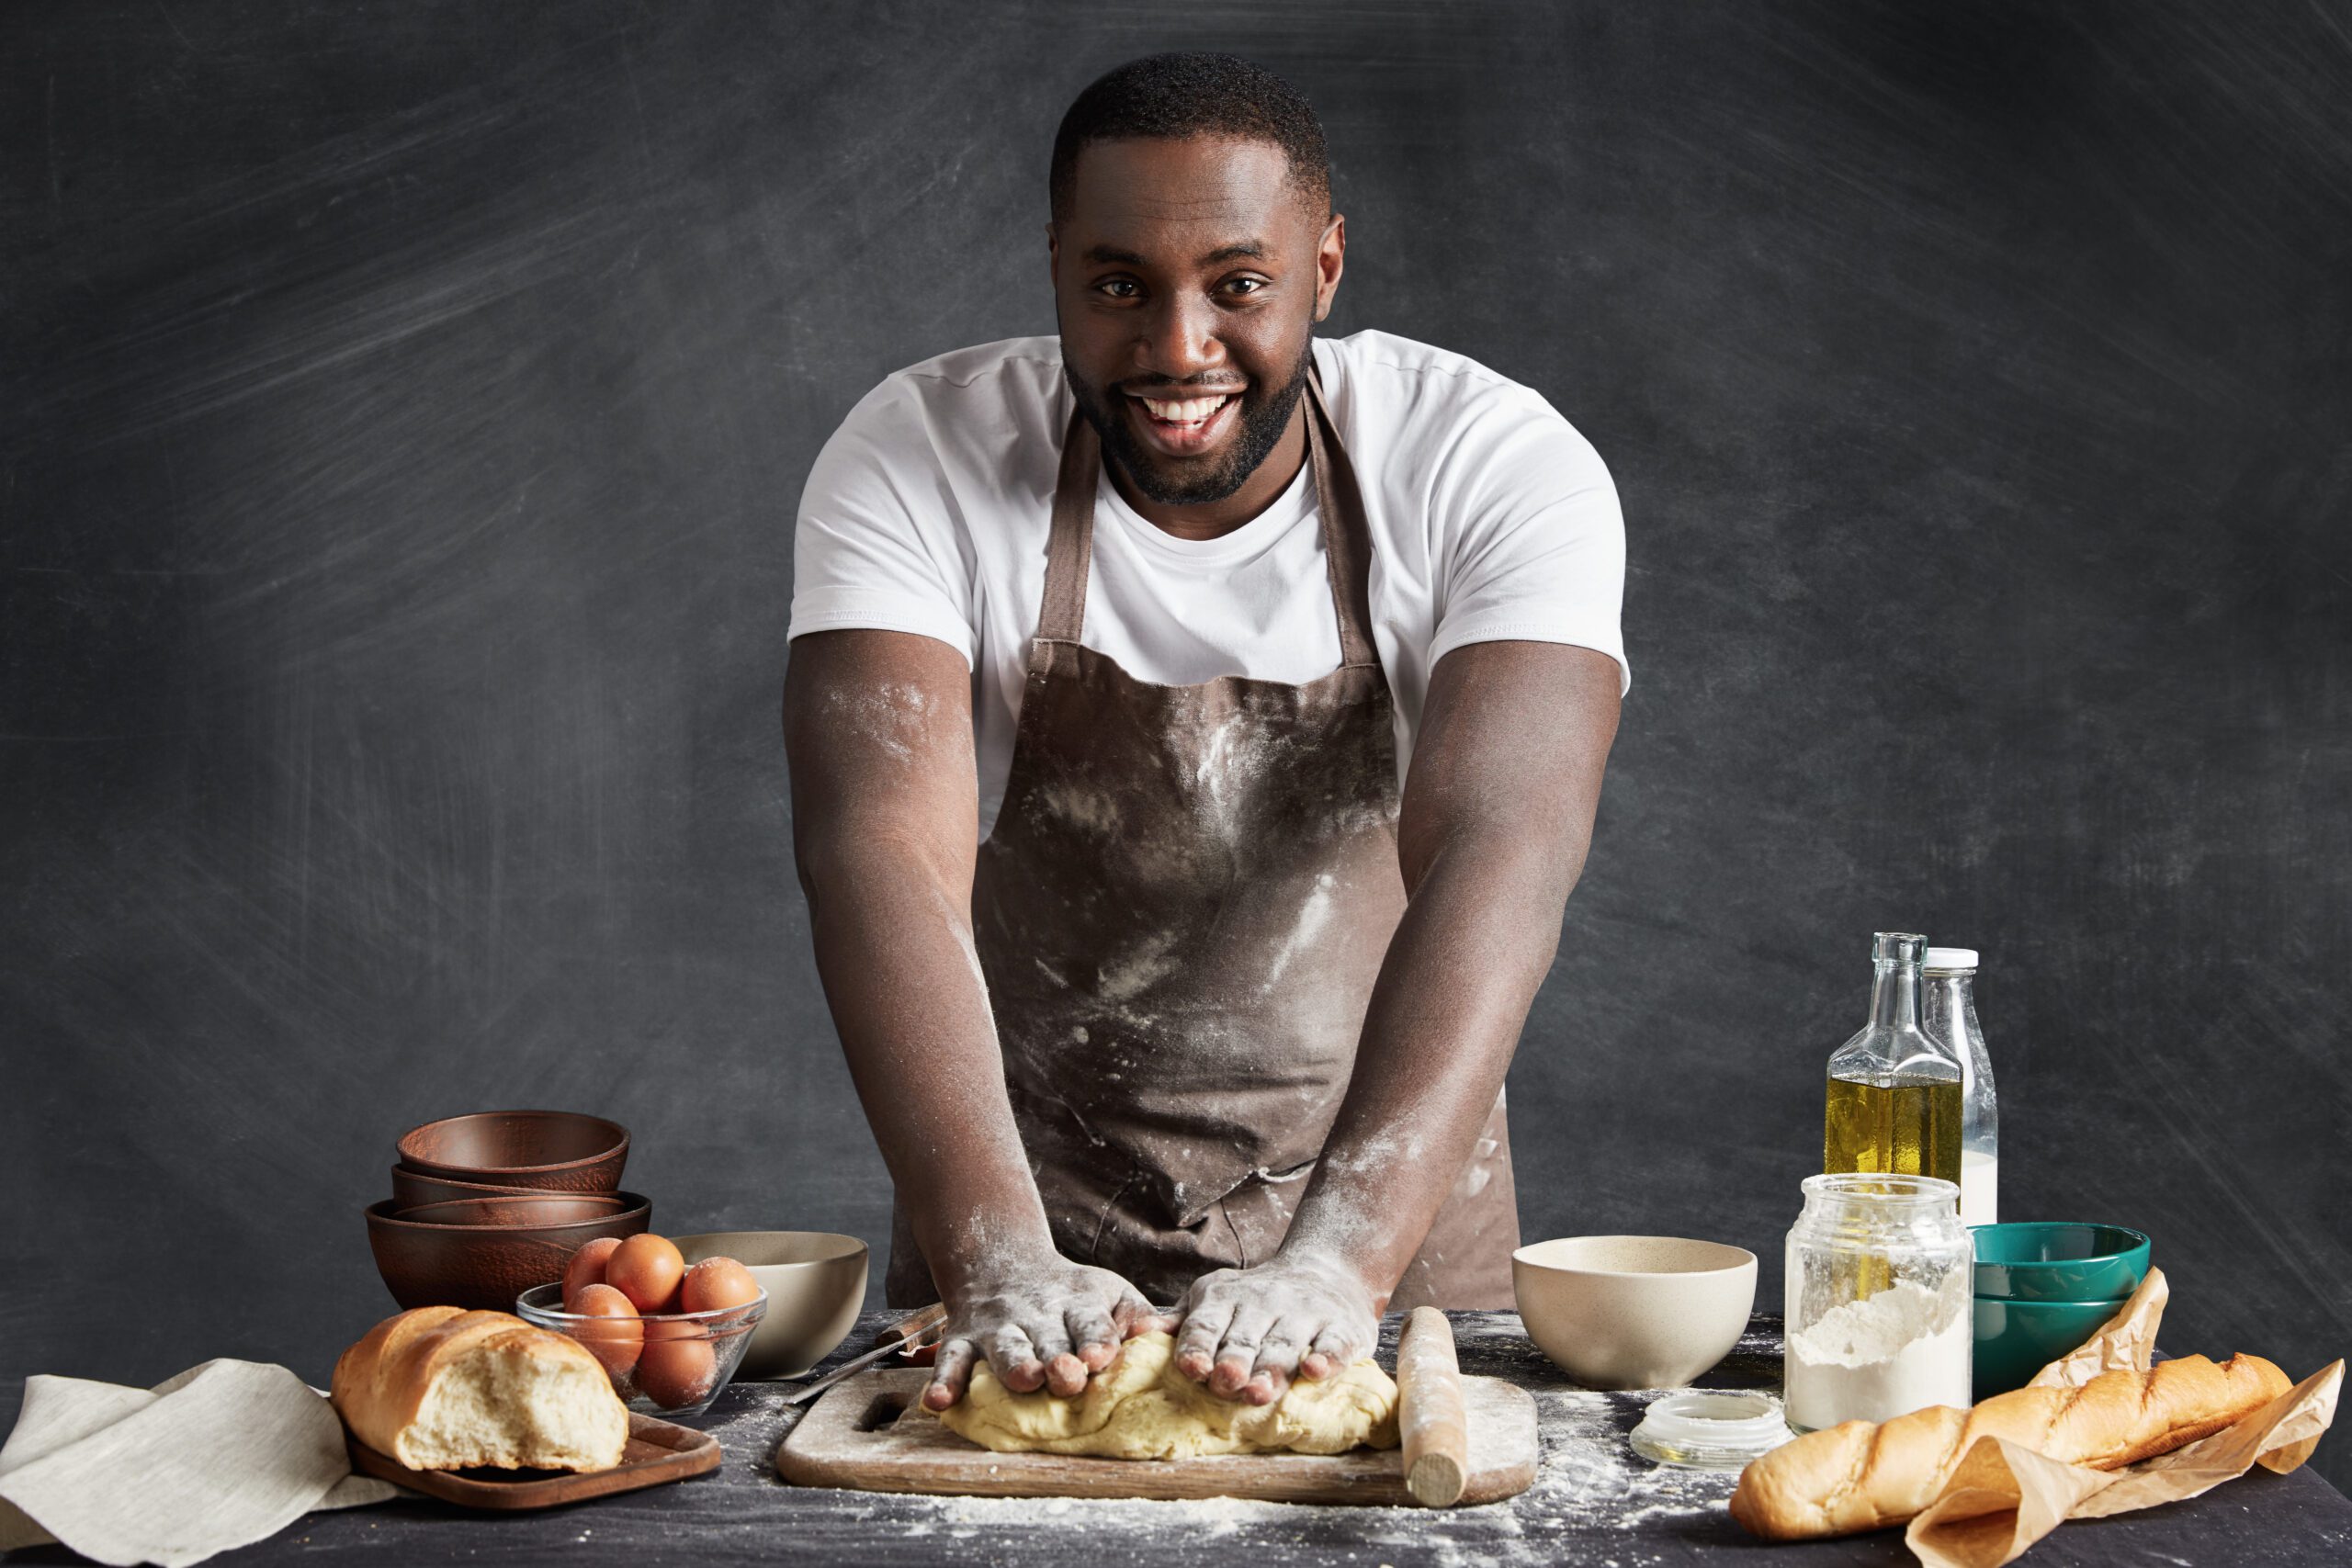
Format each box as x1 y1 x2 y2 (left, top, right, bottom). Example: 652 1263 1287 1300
1513 1235 1758 1390
671 1231 869 1380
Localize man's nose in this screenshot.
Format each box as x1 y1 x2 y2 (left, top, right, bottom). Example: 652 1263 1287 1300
1133 292 1227 384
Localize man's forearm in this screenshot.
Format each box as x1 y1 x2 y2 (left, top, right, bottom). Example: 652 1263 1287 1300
1277 819 1580 1302
1272 641 1618 1301
786 630 1170 1404
797 831 1051 1296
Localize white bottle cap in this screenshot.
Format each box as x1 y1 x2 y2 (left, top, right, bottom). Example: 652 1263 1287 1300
1924 946 1979 972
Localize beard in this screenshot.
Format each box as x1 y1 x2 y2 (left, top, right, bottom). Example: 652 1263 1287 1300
1065 339 1316 507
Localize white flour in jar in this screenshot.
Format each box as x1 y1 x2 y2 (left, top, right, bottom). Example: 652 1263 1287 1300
1785 1278 1970 1432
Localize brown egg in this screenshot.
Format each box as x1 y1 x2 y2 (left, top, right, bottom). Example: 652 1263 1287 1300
562 1236 625 1309
636 1320 718 1408
682 1257 761 1315
606 1234 685 1314
569 1282 642 1377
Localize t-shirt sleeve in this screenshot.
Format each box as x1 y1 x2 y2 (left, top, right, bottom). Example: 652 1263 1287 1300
1423 380 1630 694
787 378 978 668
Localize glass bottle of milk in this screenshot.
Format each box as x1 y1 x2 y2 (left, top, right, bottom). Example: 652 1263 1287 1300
1922 948 1998 1226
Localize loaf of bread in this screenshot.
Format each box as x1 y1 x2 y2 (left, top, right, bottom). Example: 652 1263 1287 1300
1730 1353 2290 1540
331 1307 630 1472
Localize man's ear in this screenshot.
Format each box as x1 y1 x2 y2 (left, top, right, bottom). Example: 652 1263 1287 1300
1314 212 1346 323
1046 222 1058 289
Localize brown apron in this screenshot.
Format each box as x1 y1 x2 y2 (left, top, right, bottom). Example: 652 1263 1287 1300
886 368 1519 1310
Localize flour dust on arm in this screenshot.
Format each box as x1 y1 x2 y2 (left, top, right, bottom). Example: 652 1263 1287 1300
786 631 1160 1408
1170 642 1622 1404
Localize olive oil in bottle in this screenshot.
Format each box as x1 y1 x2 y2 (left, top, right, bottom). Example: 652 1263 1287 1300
1823 1073 1962 1183
1822 933 1965 1189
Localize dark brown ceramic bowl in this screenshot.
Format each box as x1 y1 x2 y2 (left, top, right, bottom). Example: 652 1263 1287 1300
389 1165 555 1210
394 1111 629 1194
392 1194 627 1227
365 1192 651 1312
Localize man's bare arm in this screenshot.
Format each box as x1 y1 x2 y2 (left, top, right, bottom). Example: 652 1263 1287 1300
1171 640 1621 1400
784 629 1168 1407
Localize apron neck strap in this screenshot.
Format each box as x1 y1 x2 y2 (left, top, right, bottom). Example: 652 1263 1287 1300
1037 360 1380 670
1303 367 1380 671
1039 397 1102 648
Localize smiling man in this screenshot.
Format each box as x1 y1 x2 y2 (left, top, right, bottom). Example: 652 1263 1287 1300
784 53 1626 1411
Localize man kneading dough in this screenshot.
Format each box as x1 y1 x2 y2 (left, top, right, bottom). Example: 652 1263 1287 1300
940 1333 1398 1460
784 53 1625 1418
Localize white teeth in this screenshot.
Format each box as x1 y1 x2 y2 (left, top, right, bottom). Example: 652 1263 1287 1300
1138 395 1234 423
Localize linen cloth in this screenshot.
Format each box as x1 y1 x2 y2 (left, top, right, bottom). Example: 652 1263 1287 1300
0 1359 398 1567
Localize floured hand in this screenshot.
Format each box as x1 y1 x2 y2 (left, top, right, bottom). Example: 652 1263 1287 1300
1170 1250 1380 1405
923 1253 1176 1410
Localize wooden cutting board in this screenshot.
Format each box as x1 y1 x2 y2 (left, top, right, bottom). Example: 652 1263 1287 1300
775 1367 1538 1506
348 1412 721 1510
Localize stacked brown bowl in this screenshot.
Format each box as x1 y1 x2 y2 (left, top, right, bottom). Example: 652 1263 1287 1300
367 1111 650 1312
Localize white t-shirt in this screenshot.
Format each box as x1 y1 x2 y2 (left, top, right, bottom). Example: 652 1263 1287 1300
789 330 1628 840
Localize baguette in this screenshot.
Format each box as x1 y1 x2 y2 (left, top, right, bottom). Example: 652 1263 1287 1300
331 1306 630 1472
1730 1353 2290 1540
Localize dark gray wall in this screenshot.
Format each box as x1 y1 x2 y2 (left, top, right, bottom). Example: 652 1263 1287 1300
6 0 2347 1496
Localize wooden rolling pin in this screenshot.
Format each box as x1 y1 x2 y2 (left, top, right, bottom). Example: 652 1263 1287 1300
1396 1306 1469 1506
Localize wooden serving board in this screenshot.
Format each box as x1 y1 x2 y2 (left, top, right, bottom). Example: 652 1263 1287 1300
347 1412 721 1509
775 1367 1538 1506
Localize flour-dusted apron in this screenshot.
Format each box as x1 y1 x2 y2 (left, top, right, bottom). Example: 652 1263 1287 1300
886 369 1519 1311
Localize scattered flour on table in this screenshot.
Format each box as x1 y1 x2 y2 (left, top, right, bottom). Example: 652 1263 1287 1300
833 1491 1297 1543
1514 1388 1738 1535
803 1386 1734 1566
764 1312 1755 1566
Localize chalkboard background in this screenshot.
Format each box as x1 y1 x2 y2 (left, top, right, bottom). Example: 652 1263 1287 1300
6 0 2347 1498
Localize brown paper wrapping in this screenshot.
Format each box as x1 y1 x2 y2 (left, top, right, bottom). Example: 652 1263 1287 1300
1899 1266 2342 1568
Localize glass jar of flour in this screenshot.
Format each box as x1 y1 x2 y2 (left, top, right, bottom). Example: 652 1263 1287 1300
1782 1173 1972 1433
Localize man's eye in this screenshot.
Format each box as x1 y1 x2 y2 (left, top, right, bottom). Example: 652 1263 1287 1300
1097 279 1141 299
1224 278 1268 297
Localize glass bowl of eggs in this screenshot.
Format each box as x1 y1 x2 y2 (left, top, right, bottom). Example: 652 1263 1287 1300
516 1233 768 1419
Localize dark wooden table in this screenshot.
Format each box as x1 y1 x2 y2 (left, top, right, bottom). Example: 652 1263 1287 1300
10 1311 2346 1567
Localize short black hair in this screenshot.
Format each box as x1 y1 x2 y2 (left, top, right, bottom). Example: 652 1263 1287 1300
1049 52 1330 227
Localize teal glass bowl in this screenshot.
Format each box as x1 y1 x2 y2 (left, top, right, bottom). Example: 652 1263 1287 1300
1971 1223 2150 1303
1972 1293 2129 1402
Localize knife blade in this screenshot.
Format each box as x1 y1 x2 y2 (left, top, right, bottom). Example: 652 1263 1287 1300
870 1301 949 1349
781 1302 948 1405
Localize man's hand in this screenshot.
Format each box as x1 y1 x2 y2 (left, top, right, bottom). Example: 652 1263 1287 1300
922 1251 1175 1411
1169 1250 1380 1405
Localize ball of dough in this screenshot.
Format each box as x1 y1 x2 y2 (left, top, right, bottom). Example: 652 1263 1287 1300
934 1331 1399 1459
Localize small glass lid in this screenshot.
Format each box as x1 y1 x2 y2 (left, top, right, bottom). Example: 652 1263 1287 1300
1628 1389 1793 1470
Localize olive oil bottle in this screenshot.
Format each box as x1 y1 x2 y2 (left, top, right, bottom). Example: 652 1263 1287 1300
1824 1074 1962 1180
1823 932 1963 1188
